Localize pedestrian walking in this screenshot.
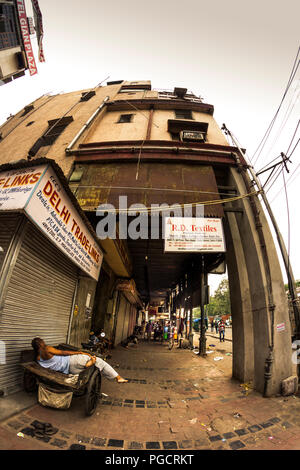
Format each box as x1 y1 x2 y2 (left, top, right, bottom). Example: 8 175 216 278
219 319 226 342
145 321 153 341
210 320 214 332
141 320 146 339
215 319 219 334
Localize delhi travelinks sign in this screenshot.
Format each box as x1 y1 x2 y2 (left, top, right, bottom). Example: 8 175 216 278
0 164 103 280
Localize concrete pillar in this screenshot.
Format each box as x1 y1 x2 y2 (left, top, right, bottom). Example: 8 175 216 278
223 212 254 383
225 167 292 395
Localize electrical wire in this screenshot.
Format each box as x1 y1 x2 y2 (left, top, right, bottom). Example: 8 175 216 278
256 153 282 174
269 140 300 202
288 137 300 157
123 100 160 128
73 184 238 197
282 166 291 274
263 87 300 157
262 119 300 193
265 164 284 193
252 46 300 167
95 190 261 214
286 118 300 154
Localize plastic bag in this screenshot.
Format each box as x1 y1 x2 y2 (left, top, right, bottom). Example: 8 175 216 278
38 383 73 410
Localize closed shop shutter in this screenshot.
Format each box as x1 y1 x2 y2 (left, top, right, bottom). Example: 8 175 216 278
0 222 78 395
0 213 22 273
114 294 127 346
122 300 130 340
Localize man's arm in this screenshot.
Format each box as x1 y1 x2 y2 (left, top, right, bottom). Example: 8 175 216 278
46 346 92 358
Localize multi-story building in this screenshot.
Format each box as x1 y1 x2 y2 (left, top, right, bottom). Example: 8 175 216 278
0 79 294 396
0 0 39 84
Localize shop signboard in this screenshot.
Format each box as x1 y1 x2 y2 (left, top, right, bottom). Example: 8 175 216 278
164 217 226 253
0 164 103 281
0 166 44 210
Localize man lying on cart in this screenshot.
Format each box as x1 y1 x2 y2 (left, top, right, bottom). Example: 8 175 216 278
31 338 128 383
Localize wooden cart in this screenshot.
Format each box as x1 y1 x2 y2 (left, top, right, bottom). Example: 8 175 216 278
21 344 102 416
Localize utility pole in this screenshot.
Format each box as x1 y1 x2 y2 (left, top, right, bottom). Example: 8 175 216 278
222 124 300 338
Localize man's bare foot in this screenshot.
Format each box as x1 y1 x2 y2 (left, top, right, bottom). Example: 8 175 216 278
116 375 128 383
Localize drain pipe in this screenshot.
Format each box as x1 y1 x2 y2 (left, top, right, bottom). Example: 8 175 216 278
65 96 110 154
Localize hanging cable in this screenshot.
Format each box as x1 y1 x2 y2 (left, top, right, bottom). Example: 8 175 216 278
265 164 284 194
270 140 300 202
95 190 261 214
264 86 300 157
282 165 291 279
252 46 300 167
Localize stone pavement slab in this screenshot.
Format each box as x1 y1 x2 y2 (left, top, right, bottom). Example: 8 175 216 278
1 338 300 450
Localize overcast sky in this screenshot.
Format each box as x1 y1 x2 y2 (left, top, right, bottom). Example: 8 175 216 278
0 0 299 291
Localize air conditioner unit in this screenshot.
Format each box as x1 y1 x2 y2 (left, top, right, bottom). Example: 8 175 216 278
180 130 206 142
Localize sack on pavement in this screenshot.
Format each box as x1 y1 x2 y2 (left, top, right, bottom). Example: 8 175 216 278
38 382 73 410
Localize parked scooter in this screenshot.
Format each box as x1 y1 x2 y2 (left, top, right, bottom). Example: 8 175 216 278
81 331 111 359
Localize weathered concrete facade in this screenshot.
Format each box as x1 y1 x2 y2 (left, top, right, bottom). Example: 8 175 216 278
0 80 293 394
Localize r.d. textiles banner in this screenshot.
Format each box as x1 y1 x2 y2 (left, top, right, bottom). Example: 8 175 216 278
164 217 226 253
0 164 103 280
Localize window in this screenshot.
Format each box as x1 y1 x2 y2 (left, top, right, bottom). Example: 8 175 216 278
80 91 96 102
0 5 19 50
117 114 134 123
119 89 144 93
175 109 193 120
21 105 34 117
28 116 73 157
170 132 180 141
168 120 208 142
69 167 84 183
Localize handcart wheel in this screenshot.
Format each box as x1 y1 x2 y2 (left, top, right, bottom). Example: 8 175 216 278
85 369 101 416
23 369 37 393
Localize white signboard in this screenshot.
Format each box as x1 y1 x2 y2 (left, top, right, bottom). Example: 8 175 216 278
164 217 226 253
0 164 102 281
276 323 285 332
25 166 103 281
0 166 46 210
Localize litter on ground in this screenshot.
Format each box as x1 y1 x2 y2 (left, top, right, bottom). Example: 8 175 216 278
214 356 224 361
189 418 198 424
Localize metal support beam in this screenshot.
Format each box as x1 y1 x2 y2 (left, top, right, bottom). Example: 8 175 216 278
199 256 207 356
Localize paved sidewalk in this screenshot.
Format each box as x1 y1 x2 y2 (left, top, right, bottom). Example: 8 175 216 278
1 338 300 450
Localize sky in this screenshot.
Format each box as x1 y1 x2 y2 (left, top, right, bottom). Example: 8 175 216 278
0 0 299 293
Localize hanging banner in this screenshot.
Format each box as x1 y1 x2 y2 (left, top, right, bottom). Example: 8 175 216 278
16 0 38 75
31 0 45 62
164 217 226 253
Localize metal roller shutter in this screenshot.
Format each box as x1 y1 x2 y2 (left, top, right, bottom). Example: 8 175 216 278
0 222 78 395
114 294 127 346
0 213 22 273
122 300 130 341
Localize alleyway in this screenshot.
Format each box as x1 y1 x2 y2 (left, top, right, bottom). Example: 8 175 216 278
1 335 300 451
